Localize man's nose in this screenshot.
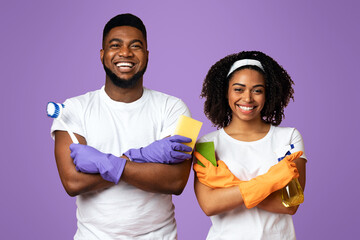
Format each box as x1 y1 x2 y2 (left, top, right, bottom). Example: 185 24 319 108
119 46 133 57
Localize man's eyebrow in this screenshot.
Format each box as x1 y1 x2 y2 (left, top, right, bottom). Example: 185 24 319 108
129 39 144 45
108 38 144 46
108 38 122 43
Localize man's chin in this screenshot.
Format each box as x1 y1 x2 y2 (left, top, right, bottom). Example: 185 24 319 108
103 61 148 89
111 76 140 89
104 66 142 89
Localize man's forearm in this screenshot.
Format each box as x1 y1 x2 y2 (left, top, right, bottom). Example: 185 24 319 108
55 131 114 196
121 159 192 195
56 130 191 196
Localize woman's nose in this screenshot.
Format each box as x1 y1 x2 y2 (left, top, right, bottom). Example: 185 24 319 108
244 91 253 102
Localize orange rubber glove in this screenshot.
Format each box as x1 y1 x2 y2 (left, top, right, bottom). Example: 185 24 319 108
193 151 302 209
238 151 302 208
194 151 241 188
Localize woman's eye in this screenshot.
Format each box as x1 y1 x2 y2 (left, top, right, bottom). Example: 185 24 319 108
253 89 264 94
234 88 244 92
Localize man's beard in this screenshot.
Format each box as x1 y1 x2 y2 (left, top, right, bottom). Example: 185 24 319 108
103 61 148 89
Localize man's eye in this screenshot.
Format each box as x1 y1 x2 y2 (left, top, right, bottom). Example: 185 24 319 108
131 44 141 49
110 44 119 48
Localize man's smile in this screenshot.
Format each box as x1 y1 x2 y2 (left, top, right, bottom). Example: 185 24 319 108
115 61 135 72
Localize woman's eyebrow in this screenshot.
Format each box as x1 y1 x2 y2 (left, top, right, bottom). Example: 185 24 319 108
232 83 245 87
232 83 265 88
252 84 265 88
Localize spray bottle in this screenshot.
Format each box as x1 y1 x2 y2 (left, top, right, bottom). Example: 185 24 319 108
277 144 304 207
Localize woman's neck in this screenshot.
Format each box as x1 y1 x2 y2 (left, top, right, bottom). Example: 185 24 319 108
224 117 270 142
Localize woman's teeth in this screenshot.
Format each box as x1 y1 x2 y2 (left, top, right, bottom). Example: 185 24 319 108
239 106 254 111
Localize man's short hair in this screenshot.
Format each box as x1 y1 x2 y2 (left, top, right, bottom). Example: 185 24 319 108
103 13 147 44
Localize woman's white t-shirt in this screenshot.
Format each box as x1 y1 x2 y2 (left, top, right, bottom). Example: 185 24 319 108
197 125 307 240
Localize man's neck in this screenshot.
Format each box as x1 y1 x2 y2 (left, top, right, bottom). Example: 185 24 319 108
104 78 144 103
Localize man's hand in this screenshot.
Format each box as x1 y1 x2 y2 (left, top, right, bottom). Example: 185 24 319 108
124 135 192 164
70 144 126 184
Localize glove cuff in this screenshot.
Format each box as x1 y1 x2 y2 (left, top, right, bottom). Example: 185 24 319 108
238 180 269 209
123 148 146 163
102 155 126 184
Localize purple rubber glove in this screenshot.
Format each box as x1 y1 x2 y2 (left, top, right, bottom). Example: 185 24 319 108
124 135 193 164
70 144 126 184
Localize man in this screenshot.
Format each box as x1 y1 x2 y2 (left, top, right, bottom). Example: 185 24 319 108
51 13 193 239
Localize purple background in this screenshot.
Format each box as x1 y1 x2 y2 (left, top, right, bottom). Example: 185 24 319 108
1 0 359 239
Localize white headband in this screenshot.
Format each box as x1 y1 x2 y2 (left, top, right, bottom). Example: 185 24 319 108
227 59 265 77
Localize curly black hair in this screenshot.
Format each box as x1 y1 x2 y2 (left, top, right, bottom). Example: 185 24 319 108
201 51 294 128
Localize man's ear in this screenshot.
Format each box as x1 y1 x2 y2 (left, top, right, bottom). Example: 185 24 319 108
100 49 104 63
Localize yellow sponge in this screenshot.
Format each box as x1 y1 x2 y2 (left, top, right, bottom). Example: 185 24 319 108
173 115 203 153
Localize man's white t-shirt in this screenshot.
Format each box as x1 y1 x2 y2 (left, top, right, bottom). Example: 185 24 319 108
51 86 191 240
197 125 307 240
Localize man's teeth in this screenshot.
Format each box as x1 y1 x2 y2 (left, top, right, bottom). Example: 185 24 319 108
116 62 134 68
239 106 254 111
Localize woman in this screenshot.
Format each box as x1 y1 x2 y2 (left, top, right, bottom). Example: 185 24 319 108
193 51 307 239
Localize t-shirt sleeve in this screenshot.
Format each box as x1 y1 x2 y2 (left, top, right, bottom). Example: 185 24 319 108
160 98 191 139
290 128 307 161
196 134 212 144
50 98 85 140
